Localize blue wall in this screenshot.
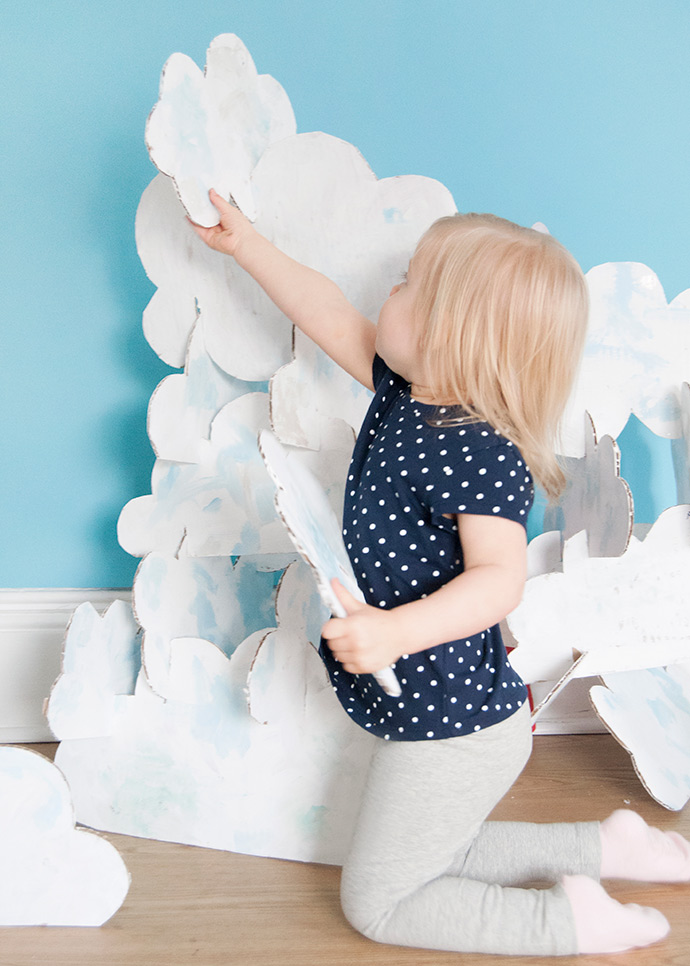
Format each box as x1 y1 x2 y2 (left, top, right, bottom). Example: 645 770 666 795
2 1 688 587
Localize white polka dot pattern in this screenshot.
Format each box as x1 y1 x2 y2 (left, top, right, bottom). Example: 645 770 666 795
320 357 531 741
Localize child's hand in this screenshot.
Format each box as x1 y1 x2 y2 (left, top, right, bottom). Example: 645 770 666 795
322 580 406 674
189 189 255 257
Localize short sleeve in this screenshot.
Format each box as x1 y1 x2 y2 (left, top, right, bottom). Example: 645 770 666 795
430 435 533 527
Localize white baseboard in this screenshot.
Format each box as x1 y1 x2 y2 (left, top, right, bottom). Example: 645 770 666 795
0 588 602 743
0 589 132 743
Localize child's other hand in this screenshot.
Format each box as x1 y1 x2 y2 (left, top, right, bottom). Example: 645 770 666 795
322 580 404 674
189 189 254 257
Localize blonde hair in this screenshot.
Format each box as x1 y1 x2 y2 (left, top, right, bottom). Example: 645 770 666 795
413 213 589 500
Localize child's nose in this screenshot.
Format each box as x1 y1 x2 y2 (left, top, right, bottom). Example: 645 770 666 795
389 283 401 296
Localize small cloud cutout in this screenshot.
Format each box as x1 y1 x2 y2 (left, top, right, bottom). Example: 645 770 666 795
146 33 296 225
0 747 129 925
46 600 140 740
148 319 266 463
561 263 690 456
133 551 286 699
591 663 690 810
543 412 633 559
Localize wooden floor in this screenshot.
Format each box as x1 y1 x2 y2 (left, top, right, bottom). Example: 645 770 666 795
3 735 689 966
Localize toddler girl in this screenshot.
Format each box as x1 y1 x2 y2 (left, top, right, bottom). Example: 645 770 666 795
193 191 689 956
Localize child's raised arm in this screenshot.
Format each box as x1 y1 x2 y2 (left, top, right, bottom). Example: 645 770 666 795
191 190 377 390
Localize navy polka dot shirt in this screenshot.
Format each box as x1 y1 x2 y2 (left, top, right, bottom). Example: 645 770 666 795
321 356 532 741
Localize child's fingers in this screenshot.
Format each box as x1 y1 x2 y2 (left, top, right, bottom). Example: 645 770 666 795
208 188 236 217
321 615 348 642
330 579 365 616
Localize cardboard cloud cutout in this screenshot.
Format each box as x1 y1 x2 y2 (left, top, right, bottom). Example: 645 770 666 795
561 263 690 456
148 319 266 463
544 412 633 559
260 430 401 696
508 505 690 687
46 599 140 740
136 173 294 376
146 33 295 225
673 381 690 505
0 747 129 926
132 551 284 698
118 397 354 560
590 664 690 811
52 562 375 865
263 136 456 446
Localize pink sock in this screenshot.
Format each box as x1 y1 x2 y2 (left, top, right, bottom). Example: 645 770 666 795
600 809 690 882
562 874 670 954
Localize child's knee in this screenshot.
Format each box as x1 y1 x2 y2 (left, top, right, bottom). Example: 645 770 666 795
340 876 385 940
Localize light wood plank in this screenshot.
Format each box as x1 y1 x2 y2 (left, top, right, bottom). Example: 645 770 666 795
3 735 689 965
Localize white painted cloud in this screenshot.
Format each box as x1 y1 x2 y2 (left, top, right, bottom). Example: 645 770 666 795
52 563 374 865
148 319 266 463
0 747 129 926
508 505 690 685
146 33 295 225
591 664 690 810
561 263 690 456
46 600 140 740
118 393 354 560
132 551 289 698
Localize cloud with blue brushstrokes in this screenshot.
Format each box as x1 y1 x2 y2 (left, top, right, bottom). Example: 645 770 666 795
132 551 286 698
543 412 633 559
561 264 690 456
146 33 296 226
118 394 354 561
0 747 130 925
51 562 375 865
591 663 690 810
46 600 140 740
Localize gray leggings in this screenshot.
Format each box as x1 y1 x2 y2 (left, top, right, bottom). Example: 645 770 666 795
341 704 601 956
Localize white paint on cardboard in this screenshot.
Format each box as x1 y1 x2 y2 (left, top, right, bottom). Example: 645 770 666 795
0 747 130 926
260 430 401 696
53 562 375 865
590 664 690 810
132 552 284 699
146 33 295 225
544 412 633 558
508 506 690 685
148 319 266 463
561 263 690 456
46 600 140 740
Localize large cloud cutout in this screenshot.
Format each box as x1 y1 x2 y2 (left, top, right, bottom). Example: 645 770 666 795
0 747 129 925
508 505 690 686
49 563 375 865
